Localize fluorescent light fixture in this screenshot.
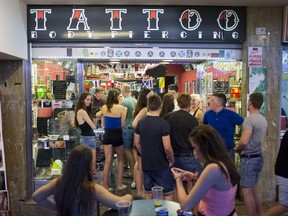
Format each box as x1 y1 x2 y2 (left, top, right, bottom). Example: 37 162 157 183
162 59 173 62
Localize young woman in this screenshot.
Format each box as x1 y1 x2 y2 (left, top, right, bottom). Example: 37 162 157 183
171 125 240 216
101 89 127 191
75 93 97 173
132 88 153 195
32 145 133 216
190 94 203 124
160 93 174 118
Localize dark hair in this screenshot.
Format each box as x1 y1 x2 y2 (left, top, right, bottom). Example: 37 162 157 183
105 89 120 112
134 89 152 118
131 90 139 100
54 145 94 216
249 92 263 109
148 95 162 111
160 93 174 118
75 93 93 127
177 93 191 109
213 93 227 107
189 125 240 186
168 84 179 92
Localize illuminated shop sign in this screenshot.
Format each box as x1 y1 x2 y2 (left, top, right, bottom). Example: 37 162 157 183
27 6 246 42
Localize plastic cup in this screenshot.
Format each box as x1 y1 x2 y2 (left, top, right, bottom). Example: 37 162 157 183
152 186 163 207
116 200 132 216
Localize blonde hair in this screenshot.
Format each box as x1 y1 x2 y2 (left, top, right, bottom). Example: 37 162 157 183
122 83 131 94
191 94 202 109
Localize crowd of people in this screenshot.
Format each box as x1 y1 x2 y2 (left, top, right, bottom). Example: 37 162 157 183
32 84 287 216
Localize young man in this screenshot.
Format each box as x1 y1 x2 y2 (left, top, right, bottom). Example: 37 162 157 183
121 83 137 188
92 87 105 114
164 93 203 176
168 84 180 111
203 93 244 160
235 92 268 216
134 94 174 200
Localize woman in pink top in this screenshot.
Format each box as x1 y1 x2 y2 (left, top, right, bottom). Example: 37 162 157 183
171 125 240 216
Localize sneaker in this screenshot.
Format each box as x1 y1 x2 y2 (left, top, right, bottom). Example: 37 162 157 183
131 181 136 189
117 184 127 191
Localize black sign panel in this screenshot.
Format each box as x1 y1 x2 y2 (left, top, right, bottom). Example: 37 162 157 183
53 81 67 99
27 6 246 43
213 81 229 94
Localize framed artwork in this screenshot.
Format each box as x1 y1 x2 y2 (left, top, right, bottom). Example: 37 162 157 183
184 81 190 93
191 81 196 94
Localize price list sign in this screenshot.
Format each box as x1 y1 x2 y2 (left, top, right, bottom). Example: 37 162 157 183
53 81 67 99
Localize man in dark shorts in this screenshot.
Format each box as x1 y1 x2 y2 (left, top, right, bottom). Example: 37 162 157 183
134 94 174 200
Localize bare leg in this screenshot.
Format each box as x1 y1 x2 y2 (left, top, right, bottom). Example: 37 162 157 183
102 144 113 189
265 204 288 216
135 156 144 195
124 149 135 177
114 145 125 187
254 185 262 216
242 186 261 216
164 193 173 201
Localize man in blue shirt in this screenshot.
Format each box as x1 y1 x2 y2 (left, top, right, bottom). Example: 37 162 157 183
203 93 243 161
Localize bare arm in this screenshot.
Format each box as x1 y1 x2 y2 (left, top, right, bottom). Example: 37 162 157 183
172 164 221 211
235 129 252 153
32 178 57 210
77 109 96 130
162 135 174 166
94 184 133 209
121 106 127 128
134 133 141 155
132 108 148 128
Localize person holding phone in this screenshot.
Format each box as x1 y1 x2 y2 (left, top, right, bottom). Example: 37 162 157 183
171 125 240 216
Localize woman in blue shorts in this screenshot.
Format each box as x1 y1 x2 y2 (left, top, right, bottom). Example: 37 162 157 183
75 93 97 174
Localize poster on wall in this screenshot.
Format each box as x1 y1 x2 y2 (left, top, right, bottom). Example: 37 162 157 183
249 67 267 116
248 47 263 67
0 91 10 214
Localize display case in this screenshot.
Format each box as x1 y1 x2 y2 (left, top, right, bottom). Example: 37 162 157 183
31 60 79 185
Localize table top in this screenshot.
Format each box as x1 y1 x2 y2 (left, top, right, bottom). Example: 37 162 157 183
131 200 180 216
103 200 181 216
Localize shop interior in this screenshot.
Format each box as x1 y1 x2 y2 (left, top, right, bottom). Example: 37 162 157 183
31 59 243 183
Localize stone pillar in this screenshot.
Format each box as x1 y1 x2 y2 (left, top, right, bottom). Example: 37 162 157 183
243 7 283 201
0 60 27 215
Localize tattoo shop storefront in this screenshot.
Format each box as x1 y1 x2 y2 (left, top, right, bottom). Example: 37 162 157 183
26 5 247 195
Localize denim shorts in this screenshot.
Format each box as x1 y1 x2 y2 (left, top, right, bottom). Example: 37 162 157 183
276 175 288 207
143 168 174 195
123 128 134 150
174 156 203 176
239 156 263 187
80 135 97 149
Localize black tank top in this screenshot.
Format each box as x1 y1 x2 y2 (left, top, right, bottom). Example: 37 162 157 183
79 121 94 136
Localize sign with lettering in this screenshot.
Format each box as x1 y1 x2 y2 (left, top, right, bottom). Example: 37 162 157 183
27 6 246 43
248 47 263 67
52 81 67 99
